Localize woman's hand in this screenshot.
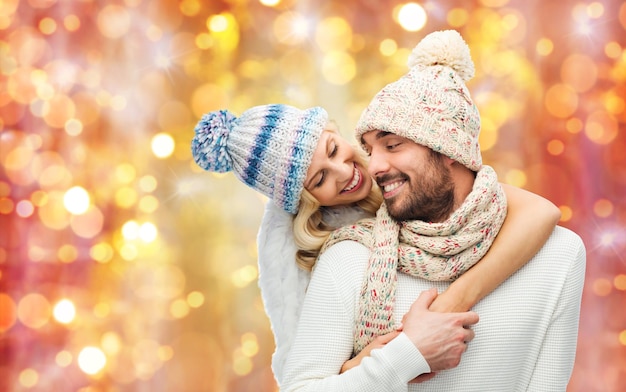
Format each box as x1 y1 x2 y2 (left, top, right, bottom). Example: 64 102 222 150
339 330 401 373
427 285 473 313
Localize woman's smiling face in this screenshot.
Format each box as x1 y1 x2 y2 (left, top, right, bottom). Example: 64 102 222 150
304 127 373 207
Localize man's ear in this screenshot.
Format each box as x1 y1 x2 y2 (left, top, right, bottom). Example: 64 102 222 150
444 156 456 166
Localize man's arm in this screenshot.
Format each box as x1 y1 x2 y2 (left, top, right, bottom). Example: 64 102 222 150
525 230 586 389
430 184 561 312
281 241 478 391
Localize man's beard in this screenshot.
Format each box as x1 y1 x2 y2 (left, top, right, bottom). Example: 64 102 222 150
381 151 455 223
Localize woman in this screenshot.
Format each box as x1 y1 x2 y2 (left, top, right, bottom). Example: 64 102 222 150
191 103 560 385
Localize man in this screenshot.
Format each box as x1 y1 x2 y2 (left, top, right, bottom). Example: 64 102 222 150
281 30 586 391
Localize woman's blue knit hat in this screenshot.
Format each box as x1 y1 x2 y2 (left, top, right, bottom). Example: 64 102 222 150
191 104 327 214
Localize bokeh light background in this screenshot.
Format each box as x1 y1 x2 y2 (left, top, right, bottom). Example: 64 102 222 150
0 0 625 391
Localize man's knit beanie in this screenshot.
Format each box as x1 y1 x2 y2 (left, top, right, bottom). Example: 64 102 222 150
191 104 327 214
355 30 482 171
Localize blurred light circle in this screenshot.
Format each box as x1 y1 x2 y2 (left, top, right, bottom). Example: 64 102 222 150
273 11 309 45
447 8 469 27
65 118 83 136
55 350 73 367
546 139 565 156
17 293 51 329
15 200 34 217
315 17 352 52
395 3 427 32
170 299 190 319
97 5 131 39
42 94 76 128
70 205 104 238
504 169 527 188
0 293 17 332
122 220 140 240
536 38 553 56
559 205 573 222
139 222 158 243
38 191 70 230
101 332 122 355
139 195 159 214
593 199 614 218
138 175 158 192
18 368 38 388
208 14 228 32
53 299 76 324
187 291 205 308
115 163 136 184
321 51 356 85
0 197 14 214
90 242 114 263
544 84 578 118
151 133 175 159
561 54 597 93
585 110 618 145
57 244 78 263
78 346 107 375
63 186 90 215
63 14 80 31
379 39 398 57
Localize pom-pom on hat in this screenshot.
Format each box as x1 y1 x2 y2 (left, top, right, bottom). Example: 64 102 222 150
191 104 327 214
356 30 482 171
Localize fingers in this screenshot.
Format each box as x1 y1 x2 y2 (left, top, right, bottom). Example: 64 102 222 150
412 287 438 310
378 330 401 343
460 311 479 327
463 326 476 344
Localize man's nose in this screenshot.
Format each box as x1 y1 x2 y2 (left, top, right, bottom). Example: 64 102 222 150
367 149 389 179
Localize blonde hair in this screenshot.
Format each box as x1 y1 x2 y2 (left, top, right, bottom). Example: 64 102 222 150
292 150 383 271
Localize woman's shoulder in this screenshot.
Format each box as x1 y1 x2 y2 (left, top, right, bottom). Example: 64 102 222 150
314 240 370 286
321 205 373 229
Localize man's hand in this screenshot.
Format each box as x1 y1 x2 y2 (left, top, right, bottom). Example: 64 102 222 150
402 288 479 372
340 330 402 373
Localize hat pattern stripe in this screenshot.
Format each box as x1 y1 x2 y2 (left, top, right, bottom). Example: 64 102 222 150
242 105 286 197
281 113 310 213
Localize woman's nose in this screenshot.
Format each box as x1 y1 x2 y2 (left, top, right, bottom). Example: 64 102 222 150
331 158 353 182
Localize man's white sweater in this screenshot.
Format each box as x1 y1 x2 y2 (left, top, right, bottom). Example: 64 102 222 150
281 226 586 391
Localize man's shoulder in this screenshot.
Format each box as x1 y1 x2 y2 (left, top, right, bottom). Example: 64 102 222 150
530 225 586 280
543 226 586 256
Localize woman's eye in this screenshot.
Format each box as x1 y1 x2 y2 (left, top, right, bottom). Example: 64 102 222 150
315 171 326 188
329 143 338 158
387 142 400 150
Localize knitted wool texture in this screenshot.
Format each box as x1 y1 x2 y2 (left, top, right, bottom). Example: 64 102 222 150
191 104 327 214
321 166 507 354
355 29 482 171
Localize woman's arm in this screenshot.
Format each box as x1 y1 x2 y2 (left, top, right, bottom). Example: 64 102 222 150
429 184 561 312
256 202 311 384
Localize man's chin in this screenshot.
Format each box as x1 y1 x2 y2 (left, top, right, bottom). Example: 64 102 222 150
384 200 406 223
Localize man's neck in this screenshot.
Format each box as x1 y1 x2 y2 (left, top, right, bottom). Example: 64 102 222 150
451 163 477 212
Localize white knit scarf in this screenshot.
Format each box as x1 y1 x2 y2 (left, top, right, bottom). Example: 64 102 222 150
321 165 507 354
